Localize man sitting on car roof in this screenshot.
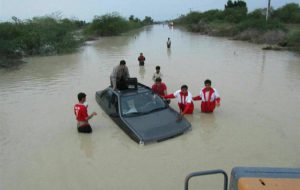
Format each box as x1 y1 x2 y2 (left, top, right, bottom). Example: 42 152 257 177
110 60 130 90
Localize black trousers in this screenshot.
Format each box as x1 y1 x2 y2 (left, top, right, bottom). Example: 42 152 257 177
117 78 128 90
77 124 92 133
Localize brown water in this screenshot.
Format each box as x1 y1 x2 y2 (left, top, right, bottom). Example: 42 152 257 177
1 25 300 190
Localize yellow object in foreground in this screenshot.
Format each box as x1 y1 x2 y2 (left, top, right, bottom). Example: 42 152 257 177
238 178 300 190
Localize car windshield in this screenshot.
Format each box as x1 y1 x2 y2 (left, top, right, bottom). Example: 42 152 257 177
121 91 167 116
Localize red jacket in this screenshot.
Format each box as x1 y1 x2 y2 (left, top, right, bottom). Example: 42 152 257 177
193 87 220 113
152 82 167 96
74 103 88 121
164 90 194 114
138 55 145 62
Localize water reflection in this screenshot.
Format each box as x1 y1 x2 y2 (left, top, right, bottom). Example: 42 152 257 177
138 66 145 79
0 59 26 70
79 134 94 158
167 48 171 58
93 28 145 53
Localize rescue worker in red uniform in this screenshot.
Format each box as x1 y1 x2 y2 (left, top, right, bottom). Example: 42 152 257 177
151 77 167 97
74 92 97 133
163 85 194 116
193 79 220 113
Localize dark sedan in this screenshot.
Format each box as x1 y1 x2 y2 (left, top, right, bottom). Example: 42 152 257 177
95 83 191 144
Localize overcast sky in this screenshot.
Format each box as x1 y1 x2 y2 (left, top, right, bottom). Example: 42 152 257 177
0 0 299 22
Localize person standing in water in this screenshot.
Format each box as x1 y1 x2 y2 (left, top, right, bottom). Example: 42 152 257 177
74 92 97 133
193 79 221 113
152 66 163 82
167 37 171 48
163 85 194 116
138 52 146 66
152 78 168 97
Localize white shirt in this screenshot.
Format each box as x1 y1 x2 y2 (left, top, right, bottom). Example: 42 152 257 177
173 90 193 104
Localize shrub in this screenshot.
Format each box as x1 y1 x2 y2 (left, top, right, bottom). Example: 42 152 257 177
248 9 266 20
224 0 247 23
237 18 286 32
85 13 151 37
287 31 300 49
272 3 300 23
0 16 82 58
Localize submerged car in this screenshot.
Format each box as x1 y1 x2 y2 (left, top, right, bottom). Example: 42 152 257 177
95 82 191 144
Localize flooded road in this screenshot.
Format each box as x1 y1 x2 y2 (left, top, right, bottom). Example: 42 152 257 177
1 25 300 190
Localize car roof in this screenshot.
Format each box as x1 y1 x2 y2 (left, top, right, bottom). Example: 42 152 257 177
111 83 152 97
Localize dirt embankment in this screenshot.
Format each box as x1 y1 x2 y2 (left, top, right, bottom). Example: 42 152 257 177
189 22 289 51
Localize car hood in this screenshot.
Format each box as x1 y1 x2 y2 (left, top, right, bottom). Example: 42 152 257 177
122 108 191 143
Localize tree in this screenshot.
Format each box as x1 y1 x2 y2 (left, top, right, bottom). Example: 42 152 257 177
129 15 135 21
142 16 153 25
224 0 248 23
272 3 300 23
225 0 246 9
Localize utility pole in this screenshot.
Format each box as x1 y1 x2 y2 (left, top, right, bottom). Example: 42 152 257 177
266 0 271 21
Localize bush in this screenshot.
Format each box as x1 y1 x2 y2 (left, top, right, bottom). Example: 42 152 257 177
85 13 152 37
175 12 203 24
201 10 225 22
237 18 286 32
287 31 300 49
248 9 266 20
88 13 129 36
0 22 22 57
0 16 82 58
272 3 300 23
224 0 247 23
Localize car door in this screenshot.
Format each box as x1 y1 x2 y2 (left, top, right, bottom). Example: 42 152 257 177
108 93 119 117
99 89 112 113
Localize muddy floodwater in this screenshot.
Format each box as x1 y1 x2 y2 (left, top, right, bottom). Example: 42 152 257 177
1 25 300 190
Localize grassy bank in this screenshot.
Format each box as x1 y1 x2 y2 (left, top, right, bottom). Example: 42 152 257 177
174 1 300 53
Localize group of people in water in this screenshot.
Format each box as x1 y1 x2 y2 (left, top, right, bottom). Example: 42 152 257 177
74 59 221 133
74 37 220 133
150 65 221 117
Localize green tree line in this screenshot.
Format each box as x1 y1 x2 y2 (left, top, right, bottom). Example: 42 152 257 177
174 1 300 51
0 16 85 59
84 13 153 36
0 13 153 60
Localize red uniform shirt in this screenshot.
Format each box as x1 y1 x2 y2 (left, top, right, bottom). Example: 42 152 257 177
74 103 88 122
152 82 167 96
138 55 145 62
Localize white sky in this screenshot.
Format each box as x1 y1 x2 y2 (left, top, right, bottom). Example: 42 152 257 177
0 0 299 22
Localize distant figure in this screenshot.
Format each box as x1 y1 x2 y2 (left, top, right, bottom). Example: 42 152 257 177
164 85 194 116
74 92 97 133
152 78 168 97
193 79 221 113
110 60 130 90
167 37 171 48
152 66 163 82
138 52 146 66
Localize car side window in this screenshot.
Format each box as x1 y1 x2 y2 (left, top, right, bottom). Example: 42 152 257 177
100 89 113 110
108 94 119 115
